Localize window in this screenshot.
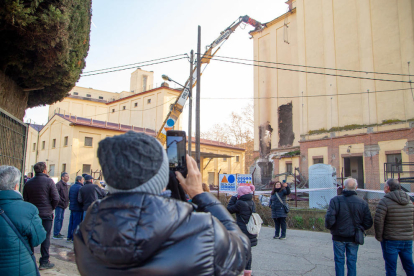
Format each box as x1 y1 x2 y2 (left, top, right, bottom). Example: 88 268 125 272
386 153 402 172
49 165 55 177
82 164 91 174
32 143 36 152
73 92 79 95
52 139 56 148
313 158 323 164
236 156 240 162
42 141 45 150
223 158 227 162
86 94 91 97
143 75 148 92
84 137 93 147
112 109 115 113
123 106 126 110
64 136 68 146
286 163 292 174
99 96 104 100
134 102 138 107
147 99 151 104
62 163 66 173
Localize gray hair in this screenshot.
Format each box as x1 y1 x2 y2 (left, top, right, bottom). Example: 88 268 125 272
0 166 21 191
385 178 401 191
75 176 84 182
344 178 358 191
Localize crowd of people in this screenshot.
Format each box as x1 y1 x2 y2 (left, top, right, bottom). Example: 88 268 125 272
0 131 413 276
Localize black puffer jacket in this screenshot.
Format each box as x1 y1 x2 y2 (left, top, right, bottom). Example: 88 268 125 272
227 194 258 247
23 173 60 218
74 192 250 276
77 182 106 211
269 187 291 218
325 190 373 242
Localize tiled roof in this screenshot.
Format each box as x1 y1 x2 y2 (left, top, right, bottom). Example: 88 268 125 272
29 124 44 132
55 114 244 151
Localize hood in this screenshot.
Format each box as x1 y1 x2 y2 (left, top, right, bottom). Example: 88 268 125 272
238 194 253 201
385 190 411 205
342 190 357 197
79 192 193 268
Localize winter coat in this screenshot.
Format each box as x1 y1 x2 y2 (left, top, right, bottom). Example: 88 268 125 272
69 182 84 212
0 190 46 276
56 180 70 209
269 187 291 218
374 190 414 241
325 190 373 242
23 173 60 218
77 182 106 211
74 192 250 276
227 194 258 247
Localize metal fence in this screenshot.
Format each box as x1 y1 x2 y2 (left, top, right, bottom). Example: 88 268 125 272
0 107 28 187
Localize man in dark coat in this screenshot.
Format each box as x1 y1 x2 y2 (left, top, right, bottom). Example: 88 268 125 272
0 165 46 276
23 162 60 270
374 178 414 275
325 178 373 276
77 174 105 216
53 172 70 240
67 176 84 242
74 131 250 276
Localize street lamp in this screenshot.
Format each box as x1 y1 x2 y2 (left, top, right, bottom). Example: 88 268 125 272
161 74 185 89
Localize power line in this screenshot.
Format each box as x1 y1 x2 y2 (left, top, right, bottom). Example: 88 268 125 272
200 88 412 100
207 57 412 84
82 54 188 74
81 57 188 77
199 53 413 77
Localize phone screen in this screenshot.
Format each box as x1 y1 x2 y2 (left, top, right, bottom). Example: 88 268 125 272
166 134 186 170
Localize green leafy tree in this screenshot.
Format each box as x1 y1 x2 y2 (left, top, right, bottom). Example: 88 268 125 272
0 0 92 108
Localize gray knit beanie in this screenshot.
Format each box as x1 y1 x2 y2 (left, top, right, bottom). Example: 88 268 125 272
97 131 168 195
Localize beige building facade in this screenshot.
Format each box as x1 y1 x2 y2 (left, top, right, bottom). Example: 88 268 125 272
252 0 414 189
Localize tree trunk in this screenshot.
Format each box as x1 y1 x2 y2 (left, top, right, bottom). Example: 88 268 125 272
0 71 28 119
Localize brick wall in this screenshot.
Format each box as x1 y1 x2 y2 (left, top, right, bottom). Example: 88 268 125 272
299 128 414 189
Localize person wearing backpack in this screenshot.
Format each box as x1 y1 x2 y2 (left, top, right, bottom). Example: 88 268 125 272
269 181 291 240
227 185 257 276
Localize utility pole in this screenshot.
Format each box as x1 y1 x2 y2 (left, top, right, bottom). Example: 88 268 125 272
196 26 201 169
188 50 194 156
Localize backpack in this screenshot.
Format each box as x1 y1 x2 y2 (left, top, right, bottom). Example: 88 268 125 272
241 203 263 235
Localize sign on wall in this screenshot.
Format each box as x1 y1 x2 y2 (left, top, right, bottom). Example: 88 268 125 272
219 174 237 192
237 174 253 186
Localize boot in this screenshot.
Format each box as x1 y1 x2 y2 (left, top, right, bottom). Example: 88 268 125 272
244 270 252 276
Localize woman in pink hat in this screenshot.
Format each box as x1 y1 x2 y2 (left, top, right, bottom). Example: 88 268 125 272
227 185 257 276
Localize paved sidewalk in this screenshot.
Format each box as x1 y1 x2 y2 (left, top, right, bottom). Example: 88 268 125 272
33 210 411 276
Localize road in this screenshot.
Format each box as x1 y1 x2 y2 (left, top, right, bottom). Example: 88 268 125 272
34 209 409 276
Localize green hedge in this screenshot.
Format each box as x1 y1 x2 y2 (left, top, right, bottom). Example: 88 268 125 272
0 0 92 107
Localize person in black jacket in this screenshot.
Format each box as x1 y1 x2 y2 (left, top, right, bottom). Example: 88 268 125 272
325 178 373 276
269 181 291 240
74 131 250 276
67 176 84 243
77 174 105 216
53 172 70 239
23 161 60 270
227 185 257 276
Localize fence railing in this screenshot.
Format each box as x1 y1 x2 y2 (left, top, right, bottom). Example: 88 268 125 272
0 107 28 189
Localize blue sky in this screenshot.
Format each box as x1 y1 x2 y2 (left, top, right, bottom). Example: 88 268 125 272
24 0 287 132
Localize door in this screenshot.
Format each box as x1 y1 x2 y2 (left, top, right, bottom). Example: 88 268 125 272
343 157 364 188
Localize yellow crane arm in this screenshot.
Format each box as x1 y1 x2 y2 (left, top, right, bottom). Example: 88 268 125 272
156 15 264 145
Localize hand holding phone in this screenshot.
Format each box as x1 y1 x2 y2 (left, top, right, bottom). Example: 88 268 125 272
175 155 203 198
166 130 187 177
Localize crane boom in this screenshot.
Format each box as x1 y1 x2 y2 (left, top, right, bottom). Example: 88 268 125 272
156 15 264 145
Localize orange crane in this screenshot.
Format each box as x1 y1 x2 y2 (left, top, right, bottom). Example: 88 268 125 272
156 15 264 145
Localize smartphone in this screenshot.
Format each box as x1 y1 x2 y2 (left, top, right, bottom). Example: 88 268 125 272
166 130 187 176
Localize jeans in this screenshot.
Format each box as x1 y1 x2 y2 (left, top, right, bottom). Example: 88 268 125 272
67 211 83 240
381 240 414 276
40 215 53 265
53 207 65 236
273 217 286 237
333 241 359 276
